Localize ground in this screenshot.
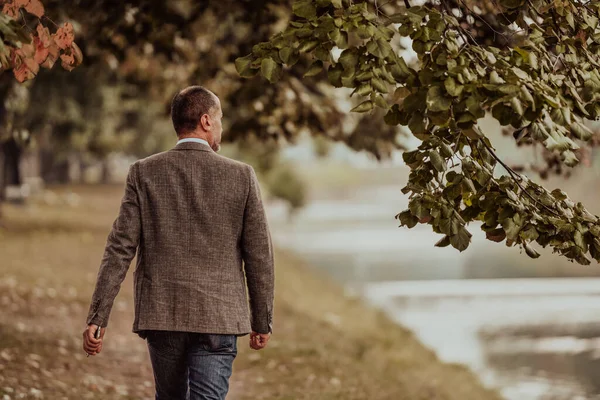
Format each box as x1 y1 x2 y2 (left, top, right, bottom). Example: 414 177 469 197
0 184 501 400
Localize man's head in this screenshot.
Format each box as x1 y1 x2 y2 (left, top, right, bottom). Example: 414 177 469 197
171 86 223 152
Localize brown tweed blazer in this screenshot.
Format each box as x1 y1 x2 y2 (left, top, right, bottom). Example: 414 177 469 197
85 141 274 337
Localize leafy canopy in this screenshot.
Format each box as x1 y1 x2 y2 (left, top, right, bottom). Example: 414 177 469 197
237 0 600 265
0 0 82 82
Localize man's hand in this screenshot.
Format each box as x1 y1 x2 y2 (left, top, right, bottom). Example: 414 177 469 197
82 324 106 356
249 331 270 350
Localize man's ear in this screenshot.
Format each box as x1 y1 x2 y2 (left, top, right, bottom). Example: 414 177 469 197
200 114 211 130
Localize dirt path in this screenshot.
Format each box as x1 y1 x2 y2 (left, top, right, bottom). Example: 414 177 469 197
1 185 501 400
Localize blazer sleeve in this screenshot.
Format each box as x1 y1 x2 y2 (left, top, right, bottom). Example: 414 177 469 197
86 162 142 327
241 165 275 334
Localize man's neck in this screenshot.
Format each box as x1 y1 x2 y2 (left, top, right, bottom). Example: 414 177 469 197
178 133 211 142
177 137 210 147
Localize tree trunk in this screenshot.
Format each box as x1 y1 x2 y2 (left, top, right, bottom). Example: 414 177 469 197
101 159 111 184
40 149 70 184
0 143 5 226
0 76 16 226
4 138 22 187
0 143 5 204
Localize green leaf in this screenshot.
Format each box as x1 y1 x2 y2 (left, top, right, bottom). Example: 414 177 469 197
500 0 525 9
293 0 317 19
426 86 452 112
328 64 343 87
520 86 535 109
261 58 281 83
563 150 579 167
374 94 389 109
299 40 320 53
331 0 342 7
440 142 453 158
397 210 419 228
304 61 323 77
524 242 540 259
571 121 593 141
351 100 374 113
384 105 402 125
330 29 348 48
462 177 476 193
551 189 568 201
486 228 506 243
339 49 359 70
235 55 257 78
566 12 575 30
512 66 529 80
355 82 372 97
520 224 539 241
444 77 463 97
490 70 506 84
356 24 375 39
367 38 393 59
279 48 293 65
502 214 523 241
371 78 388 93
409 199 430 219
315 46 331 62
390 57 412 81
429 149 446 172
529 52 538 70
435 236 451 247
356 71 373 82
407 113 425 135
404 91 427 113
341 67 356 88
440 216 460 235
510 97 524 116
450 226 472 252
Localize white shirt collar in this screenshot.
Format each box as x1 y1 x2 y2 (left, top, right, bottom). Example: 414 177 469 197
177 138 210 147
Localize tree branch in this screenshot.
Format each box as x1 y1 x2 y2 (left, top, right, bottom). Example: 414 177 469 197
477 138 561 217
404 0 411 8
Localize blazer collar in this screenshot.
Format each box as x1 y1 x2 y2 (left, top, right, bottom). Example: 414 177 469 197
173 142 213 152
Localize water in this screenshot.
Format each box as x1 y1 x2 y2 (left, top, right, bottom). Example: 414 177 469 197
268 185 600 400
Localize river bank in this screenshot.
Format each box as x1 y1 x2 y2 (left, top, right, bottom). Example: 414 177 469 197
0 184 500 399
270 160 600 399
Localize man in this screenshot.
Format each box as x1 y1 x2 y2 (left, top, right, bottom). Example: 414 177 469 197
83 86 275 400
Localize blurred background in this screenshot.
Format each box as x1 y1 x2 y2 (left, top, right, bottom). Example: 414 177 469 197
2 1 600 400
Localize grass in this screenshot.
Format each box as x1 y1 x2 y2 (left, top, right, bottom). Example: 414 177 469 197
0 184 501 400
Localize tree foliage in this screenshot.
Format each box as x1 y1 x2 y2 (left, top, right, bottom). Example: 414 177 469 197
238 0 600 264
0 0 82 82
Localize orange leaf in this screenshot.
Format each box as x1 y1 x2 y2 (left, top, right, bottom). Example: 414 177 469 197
14 0 30 8
0 46 11 70
36 23 51 48
60 49 75 71
33 36 48 64
2 2 19 18
11 52 35 82
15 46 39 75
40 42 58 69
20 42 35 57
53 22 74 50
575 30 587 49
23 0 44 17
71 42 83 66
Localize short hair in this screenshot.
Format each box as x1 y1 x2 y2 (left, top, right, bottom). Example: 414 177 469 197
171 86 218 135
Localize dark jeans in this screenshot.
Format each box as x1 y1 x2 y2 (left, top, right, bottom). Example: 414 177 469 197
145 330 238 400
